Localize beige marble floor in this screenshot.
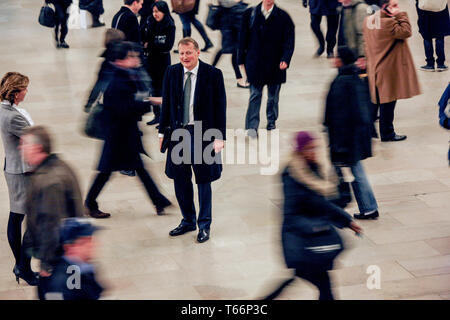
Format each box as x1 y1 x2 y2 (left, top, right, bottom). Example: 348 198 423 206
0 0 449 300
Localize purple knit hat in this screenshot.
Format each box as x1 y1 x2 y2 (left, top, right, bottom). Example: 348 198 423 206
295 131 315 152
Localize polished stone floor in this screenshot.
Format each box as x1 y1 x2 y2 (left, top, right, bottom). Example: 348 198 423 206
0 0 449 299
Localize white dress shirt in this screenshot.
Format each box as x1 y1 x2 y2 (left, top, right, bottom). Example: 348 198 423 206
183 62 199 125
261 4 274 20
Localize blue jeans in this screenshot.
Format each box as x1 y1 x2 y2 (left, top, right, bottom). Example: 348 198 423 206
245 84 281 130
335 161 378 214
424 37 445 66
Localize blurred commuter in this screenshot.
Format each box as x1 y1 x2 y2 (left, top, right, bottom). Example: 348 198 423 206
141 1 176 126
363 0 421 142
175 0 214 52
302 0 340 58
415 0 450 72
0 72 37 286
238 0 295 136
20 126 84 279
112 0 143 43
324 46 379 220
212 0 249 88
264 131 362 300
38 218 104 300
79 0 105 28
85 42 171 219
84 29 126 113
139 0 156 27
438 83 450 164
45 0 72 48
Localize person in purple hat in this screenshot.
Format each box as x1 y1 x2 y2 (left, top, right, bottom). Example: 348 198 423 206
263 131 362 300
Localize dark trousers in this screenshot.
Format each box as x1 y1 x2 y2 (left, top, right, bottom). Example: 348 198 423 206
264 269 334 300
179 11 211 45
54 4 70 42
7 212 32 273
212 49 242 79
373 88 397 139
85 168 169 210
246 84 281 130
424 37 445 66
310 14 339 54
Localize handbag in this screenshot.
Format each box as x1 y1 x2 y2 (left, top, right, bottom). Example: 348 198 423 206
171 0 196 14
84 102 109 140
38 3 56 28
206 4 223 31
297 216 344 270
418 0 447 12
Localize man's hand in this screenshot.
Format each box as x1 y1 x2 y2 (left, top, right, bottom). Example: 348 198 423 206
40 270 51 277
147 97 162 105
302 0 307 8
356 57 366 70
159 137 163 151
280 61 288 70
349 221 363 235
214 139 224 154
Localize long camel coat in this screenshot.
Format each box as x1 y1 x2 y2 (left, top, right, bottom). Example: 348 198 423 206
363 11 421 104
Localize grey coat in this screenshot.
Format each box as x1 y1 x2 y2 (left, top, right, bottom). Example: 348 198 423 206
0 101 31 174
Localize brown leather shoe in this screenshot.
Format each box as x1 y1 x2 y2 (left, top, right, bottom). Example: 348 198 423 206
85 207 111 219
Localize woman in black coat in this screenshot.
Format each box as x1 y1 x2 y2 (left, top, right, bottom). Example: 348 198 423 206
141 1 176 126
415 1 450 71
212 0 249 88
84 42 171 219
264 132 361 300
45 0 72 48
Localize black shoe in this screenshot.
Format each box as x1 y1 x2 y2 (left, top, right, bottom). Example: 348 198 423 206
237 82 250 89
169 224 196 236
247 128 258 139
13 265 39 286
381 134 407 142
201 42 214 52
59 41 69 49
146 118 159 126
420 64 435 72
436 64 448 72
173 49 179 53
55 40 61 48
314 45 325 57
267 123 276 131
197 229 210 243
327 52 334 59
155 199 172 215
85 207 111 219
353 210 379 220
120 170 135 176
91 21 105 28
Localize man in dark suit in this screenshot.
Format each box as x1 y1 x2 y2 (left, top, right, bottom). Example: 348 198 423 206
238 0 295 136
159 37 226 243
112 0 143 43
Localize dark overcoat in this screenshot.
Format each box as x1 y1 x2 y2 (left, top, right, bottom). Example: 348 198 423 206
159 60 226 184
281 166 352 271
323 65 373 166
307 0 340 16
415 2 450 39
98 66 151 172
112 6 141 43
218 2 248 53
238 3 295 85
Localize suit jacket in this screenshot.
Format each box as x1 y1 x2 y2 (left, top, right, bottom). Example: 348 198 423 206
159 60 226 184
111 6 140 43
0 101 31 174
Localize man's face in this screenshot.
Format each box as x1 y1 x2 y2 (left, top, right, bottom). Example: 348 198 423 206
178 43 200 70
131 0 143 14
66 236 96 263
301 140 317 163
263 0 275 9
20 134 42 166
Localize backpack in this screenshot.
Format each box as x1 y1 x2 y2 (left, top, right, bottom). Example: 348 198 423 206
171 0 196 14
418 0 447 12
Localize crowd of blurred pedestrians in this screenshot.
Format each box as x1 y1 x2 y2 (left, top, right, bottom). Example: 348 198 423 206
1 0 449 300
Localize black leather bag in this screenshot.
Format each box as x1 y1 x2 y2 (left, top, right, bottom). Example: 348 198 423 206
206 5 223 31
38 4 56 28
84 103 109 140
